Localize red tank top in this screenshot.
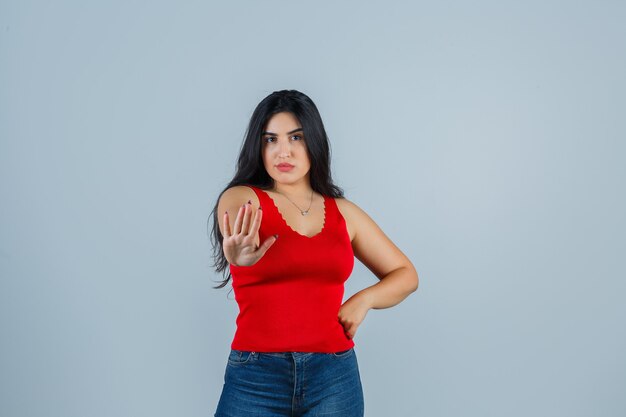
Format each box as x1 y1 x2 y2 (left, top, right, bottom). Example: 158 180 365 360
229 185 355 353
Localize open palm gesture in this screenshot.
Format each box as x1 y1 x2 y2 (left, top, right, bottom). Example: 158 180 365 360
223 202 277 267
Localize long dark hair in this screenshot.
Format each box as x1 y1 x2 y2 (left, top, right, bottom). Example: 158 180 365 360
207 89 345 289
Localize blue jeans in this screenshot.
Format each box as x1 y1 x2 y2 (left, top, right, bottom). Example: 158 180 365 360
214 347 364 416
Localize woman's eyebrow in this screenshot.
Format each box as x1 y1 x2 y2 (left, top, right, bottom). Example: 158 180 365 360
262 128 303 135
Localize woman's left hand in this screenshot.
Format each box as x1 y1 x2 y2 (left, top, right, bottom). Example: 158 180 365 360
338 291 372 340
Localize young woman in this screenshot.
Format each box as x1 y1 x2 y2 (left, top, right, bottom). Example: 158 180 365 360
208 89 419 416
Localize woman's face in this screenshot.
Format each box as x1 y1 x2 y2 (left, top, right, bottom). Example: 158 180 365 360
261 112 311 187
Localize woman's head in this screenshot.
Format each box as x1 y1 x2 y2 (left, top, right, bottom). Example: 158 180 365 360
208 89 345 289
235 89 333 190
261 111 311 189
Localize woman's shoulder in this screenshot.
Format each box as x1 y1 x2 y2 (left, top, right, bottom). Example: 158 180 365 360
333 195 388 244
333 196 374 223
333 195 360 215
218 185 261 210
333 196 362 242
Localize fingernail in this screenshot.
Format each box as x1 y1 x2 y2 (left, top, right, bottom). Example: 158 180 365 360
274 234 279 239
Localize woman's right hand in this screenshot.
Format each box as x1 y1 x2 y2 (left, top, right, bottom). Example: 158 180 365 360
222 201 278 267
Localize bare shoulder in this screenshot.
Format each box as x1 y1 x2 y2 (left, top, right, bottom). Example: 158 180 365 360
333 196 365 243
334 195 414 280
333 197 351 238
334 195 368 220
218 185 259 208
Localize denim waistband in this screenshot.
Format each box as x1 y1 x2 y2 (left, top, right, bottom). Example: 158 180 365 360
231 348 353 358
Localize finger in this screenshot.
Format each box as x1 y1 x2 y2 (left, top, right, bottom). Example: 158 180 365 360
349 324 358 338
233 203 245 235
343 327 352 339
241 201 252 235
249 205 263 237
256 234 278 257
223 210 231 238
345 325 355 339
338 318 353 332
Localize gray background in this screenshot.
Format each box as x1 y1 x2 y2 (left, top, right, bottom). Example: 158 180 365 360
1 1 625 416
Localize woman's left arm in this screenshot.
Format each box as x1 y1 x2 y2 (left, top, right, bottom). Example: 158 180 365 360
337 198 419 339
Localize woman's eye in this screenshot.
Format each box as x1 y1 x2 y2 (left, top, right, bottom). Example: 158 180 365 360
264 135 302 143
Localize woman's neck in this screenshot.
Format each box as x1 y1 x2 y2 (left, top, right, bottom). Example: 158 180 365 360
271 182 313 199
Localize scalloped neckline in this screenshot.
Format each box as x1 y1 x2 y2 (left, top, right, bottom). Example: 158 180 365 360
258 188 327 239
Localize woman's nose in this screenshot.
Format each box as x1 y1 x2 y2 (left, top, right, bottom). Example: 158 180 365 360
278 140 291 157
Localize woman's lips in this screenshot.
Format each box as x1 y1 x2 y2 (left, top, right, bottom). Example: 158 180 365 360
277 164 294 172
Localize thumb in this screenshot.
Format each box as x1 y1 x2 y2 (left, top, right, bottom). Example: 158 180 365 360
256 234 279 257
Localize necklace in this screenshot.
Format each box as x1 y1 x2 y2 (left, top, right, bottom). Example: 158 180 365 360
274 188 314 216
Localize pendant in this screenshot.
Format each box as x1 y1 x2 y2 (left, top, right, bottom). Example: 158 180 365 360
301 210 308 216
